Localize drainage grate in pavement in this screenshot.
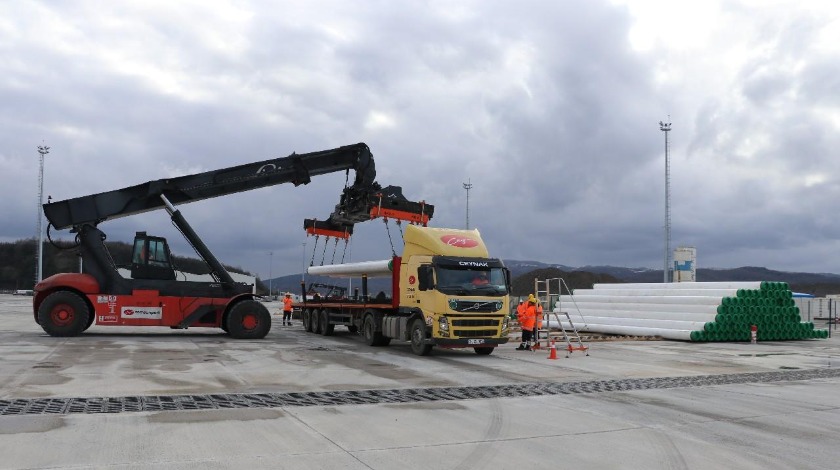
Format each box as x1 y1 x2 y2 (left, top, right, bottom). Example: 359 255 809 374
2 368 839 416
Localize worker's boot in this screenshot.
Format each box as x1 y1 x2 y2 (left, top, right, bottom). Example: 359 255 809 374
516 343 526 350
525 342 532 351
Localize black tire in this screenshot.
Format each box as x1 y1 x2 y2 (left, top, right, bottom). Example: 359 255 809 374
83 313 95 332
474 347 494 355
37 291 90 337
410 319 433 356
319 309 334 336
303 308 313 332
363 314 389 346
313 309 323 334
226 300 271 339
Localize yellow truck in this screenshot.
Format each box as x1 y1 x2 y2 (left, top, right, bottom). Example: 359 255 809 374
300 225 511 355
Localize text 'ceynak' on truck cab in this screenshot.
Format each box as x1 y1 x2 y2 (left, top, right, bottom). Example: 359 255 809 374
32 142 430 339
299 225 512 356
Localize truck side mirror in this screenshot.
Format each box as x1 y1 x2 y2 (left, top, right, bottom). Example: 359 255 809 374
503 267 511 289
417 266 433 291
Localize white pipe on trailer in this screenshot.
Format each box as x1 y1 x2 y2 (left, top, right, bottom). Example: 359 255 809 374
307 259 392 278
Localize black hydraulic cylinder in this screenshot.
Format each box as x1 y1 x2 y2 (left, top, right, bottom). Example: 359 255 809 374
162 196 236 286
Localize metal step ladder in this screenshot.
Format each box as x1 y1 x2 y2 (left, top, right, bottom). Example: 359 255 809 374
533 278 589 357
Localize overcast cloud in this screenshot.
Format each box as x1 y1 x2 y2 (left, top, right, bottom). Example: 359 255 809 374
2 0 840 280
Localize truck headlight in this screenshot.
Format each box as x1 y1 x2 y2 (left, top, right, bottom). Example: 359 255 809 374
502 315 509 331
438 316 450 337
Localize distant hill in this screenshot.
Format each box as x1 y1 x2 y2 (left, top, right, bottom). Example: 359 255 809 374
7 237 840 297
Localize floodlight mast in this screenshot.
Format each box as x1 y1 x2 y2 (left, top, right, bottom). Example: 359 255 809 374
659 120 672 283
35 145 50 285
463 178 472 229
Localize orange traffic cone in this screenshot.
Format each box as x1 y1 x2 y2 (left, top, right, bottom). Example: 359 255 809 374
547 339 557 360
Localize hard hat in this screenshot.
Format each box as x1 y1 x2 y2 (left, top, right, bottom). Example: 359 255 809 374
527 294 536 303
285 292 291 297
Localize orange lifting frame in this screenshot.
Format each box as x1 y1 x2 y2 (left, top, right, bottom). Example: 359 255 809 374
305 226 352 240
369 197 430 226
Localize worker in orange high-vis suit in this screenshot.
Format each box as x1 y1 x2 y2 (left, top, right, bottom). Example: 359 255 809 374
516 294 538 350
282 293 294 326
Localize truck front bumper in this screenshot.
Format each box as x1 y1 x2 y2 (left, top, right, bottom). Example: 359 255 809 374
433 337 509 348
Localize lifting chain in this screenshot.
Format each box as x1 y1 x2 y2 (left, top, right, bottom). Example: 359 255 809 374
339 238 349 264
308 235 320 267
384 219 397 258
330 237 339 264
320 237 329 266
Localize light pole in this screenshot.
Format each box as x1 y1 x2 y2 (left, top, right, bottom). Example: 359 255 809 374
301 242 306 282
463 178 472 229
35 145 50 285
268 251 273 298
659 120 672 283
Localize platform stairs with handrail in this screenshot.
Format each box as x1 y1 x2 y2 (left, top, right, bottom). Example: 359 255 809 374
533 278 589 358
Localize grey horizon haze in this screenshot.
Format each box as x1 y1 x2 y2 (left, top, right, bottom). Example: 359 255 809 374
2 1 839 280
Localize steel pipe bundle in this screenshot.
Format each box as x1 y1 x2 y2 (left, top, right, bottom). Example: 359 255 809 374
554 281 828 342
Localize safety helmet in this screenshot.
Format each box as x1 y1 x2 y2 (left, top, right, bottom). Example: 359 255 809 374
527 294 536 303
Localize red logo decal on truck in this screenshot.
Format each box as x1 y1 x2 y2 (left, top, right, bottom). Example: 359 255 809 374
440 235 479 248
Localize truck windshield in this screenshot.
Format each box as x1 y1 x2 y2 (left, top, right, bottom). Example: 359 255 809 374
435 266 508 297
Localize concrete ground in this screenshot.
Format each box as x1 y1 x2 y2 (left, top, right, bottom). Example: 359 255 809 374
1 294 839 469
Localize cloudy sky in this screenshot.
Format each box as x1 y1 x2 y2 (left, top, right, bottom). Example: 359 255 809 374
2 0 840 280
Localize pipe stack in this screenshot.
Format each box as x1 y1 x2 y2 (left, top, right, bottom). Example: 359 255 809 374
553 281 828 342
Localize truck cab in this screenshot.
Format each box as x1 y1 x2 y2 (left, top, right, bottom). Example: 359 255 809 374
395 226 511 354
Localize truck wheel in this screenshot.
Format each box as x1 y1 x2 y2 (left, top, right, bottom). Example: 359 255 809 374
319 309 334 336
38 291 90 337
303 308 313 332
363 314 387 346
474 347 494 356
226 300 271 339
313 309 323 334
410 319 433 356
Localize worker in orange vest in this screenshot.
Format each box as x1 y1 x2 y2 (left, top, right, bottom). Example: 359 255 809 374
282 293 294 326
515 299 526 320
516 294 538 350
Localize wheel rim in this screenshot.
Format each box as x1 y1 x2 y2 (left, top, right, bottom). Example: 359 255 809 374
412 326 423 346
241 314 258 330
50 304 75 326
